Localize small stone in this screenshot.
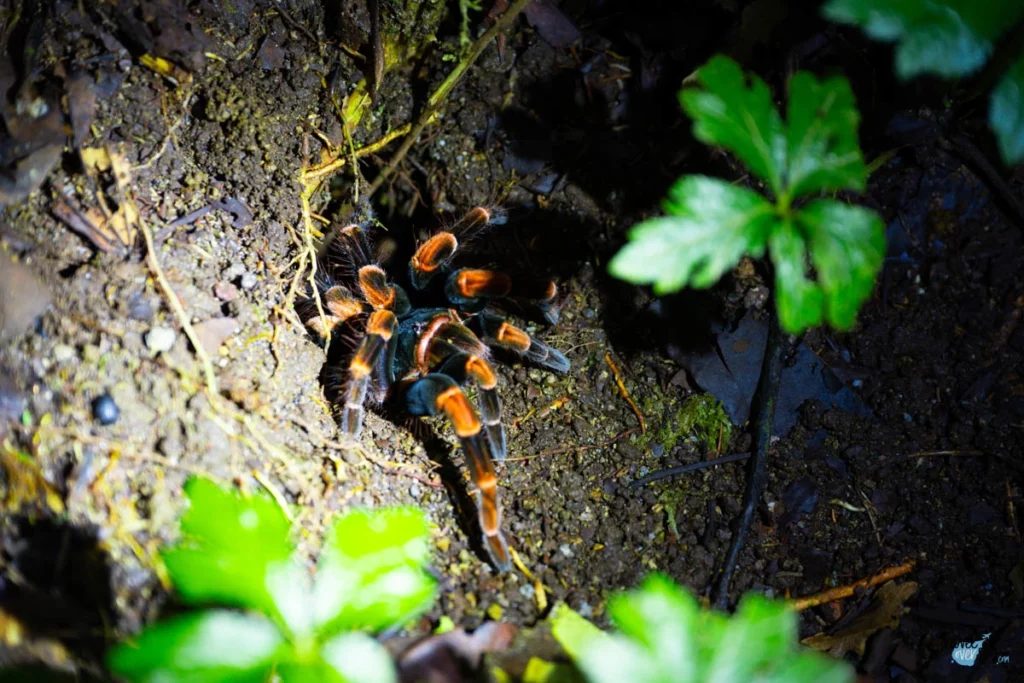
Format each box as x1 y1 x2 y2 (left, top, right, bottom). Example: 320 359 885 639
193 317 238 354
0 254 52 341
92 394 120 425
239 272 258 290
146 326 176 353
53 344 76 363
409 483 421 498
214 281 239 302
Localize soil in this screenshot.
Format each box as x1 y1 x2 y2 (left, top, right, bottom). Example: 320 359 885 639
1 1 1023 681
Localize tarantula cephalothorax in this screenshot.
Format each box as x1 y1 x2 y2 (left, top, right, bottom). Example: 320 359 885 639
298 206 569 572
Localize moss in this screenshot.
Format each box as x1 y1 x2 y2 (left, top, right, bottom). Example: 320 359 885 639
642 393 732 454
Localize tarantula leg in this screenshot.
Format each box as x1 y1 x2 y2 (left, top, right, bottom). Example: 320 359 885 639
479 312 570 374
299 281 367 338
410 233 458 290
410 206 507 290
437 351 507 462
444 268 513 309
358 265 410 313
510 278 561 325
341 309 397 437
338 224 376 267
406 374 511 572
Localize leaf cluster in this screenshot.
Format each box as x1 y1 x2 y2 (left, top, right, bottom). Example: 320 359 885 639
108 478 437 683
824 0 1024 164
551 574 853 683
610 56 885 334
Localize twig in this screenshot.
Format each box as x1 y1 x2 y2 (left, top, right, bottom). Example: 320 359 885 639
364 0 533 199
271 0 319 47
605 352 646 434
629 453 752 488
789 561 917 611
252 468 295 521
907 449 983 458
138 213 218 396
715 304 784 609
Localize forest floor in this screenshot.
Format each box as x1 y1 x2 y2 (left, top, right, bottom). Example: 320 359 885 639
1 1 1023 681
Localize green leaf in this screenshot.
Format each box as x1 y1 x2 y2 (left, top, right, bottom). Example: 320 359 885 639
320 632 398 683
311 507 436 635
107 610 286 683
765 652 855 683
823 0 1024 79
606 574 699 682
785 72 867 198
769 220 826 333
991 50 1024 165
706 594 795 682
796 200 885 330
680 56 786 196
608 176 775 294
550 602 609 661
161 478 305 629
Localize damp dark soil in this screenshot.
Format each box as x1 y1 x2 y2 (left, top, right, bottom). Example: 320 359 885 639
1 1 1023 681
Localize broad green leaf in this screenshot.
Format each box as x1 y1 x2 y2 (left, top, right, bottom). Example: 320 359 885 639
706 594 795 683
161 478 303 627
765 652 855 683
769 221 825 334
786 72 867 198
608 176 775 294
606 574 699 682
823 0 1024 79
564 634 663 683
107 610 286 683
312 507 436 635
320 632 398 683
550 602 609 661
680 56 786 196
991 50 1024 165
797 200 885 330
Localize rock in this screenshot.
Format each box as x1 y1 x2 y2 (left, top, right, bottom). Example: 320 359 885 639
0 255 52 341
145 326 177 353
53 344 76 363
193 317 238 354
92 394 120 425
239 272 257 290
214 281 239 301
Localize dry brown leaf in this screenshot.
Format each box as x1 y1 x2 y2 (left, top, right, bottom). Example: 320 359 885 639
802 581 918 657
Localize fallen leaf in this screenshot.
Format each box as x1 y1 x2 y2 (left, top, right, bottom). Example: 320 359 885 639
193 317 239 355
802 581 918 657
397 622 518 683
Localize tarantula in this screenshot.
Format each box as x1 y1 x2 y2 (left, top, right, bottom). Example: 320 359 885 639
299 206 569 572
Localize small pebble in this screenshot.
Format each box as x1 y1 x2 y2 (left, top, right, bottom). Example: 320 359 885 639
92 394 120 426
214 281 239 302
53 344 76 363
145 326 176 353
239 272 258 290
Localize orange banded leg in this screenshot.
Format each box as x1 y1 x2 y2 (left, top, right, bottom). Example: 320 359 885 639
406 374 511 572
437 351 507 462
479 312 569 374
444 268 513 309
510 278 561 324
410 232 458 290
358 265 410 314
409 206 507 290
303 284 366 338
341 310 397 437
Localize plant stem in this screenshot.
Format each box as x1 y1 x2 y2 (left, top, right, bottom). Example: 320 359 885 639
629 453 752 488
714 302 785 610
365 0 532 199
